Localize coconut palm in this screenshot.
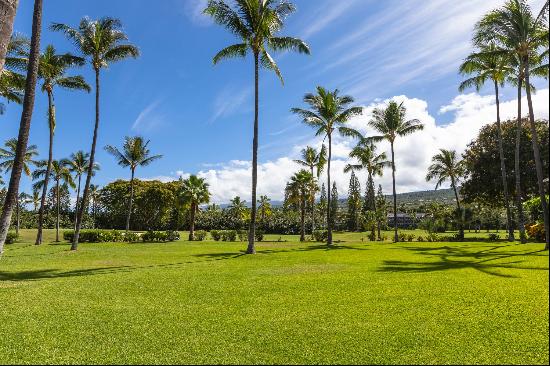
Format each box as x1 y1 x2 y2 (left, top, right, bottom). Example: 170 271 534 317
0 0 19 74
0 138 38 236
257 195 272 224
286 170 316 242
459 43 515 242
51 17 139 250
105 136 162 231
65 151 99 230
368 101 424 242
0 34 28 114
29 188 40 212
228 196 248 225
179 175 210 241
292 87 363 245
204 0 310 254
474 0 550 248
294 145 326 233
426 149 465 240
33 159 74 242
0 0 43 252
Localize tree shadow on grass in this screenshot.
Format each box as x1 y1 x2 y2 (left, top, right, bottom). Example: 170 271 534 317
379 244 548 278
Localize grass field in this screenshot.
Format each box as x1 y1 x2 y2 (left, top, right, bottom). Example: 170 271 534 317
0 229 548 364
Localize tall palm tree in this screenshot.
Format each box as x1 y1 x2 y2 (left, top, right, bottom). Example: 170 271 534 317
459 43 515 242
52 17 139 250
33 159 74 242
0 0 43 252
426 149 465 240
0 138 38 236
294 145 326 233
205 0 310 255
32 45 90 245
65 151 99 230
368 101 424 242
105 136 162 231
292 87 362 245
0 0 19 74
475 0 550 248
179 175 210 241
286 169 316 242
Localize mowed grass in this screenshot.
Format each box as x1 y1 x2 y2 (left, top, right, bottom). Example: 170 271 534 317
0 229 548 365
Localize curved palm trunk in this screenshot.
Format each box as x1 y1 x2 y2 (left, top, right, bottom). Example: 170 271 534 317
15 190 19 235
55 178 60 242
300 191 306 242
451 176 464 240
35 91 54 245
0 0 42 253
327 134 333 246
494 81 515 242
515 79 527 243
125 168 135 232
310 166 315 235
0 0 19 74
247 52 259 255
188 202 196 241
524 60 550 249
72 68 100 250
390 141 398 242
73 174 81 231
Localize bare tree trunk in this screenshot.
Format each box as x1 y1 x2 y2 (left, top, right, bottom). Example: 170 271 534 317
390 141 398 242
73 174 81 231
451 177 464 241
0 0 18 74
327 134 333 246
247 52 259 255
55 179 60 242
125 168 135 232
0 0 42 253
72 68 100 250
524 60 550 250
36 90 54 245
300 193 306 242
188 203 196 241
515 79 527 243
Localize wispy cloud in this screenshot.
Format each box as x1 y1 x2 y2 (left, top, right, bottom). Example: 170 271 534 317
132 100 165 132
181 0 210 26
208 86 252 123
298 0 361 40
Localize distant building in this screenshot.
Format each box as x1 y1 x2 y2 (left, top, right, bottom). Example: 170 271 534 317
387 212 426 228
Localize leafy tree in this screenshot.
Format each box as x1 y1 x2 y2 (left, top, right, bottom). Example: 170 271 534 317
292 86 362 245
105 136 162 231
52 17 139 249
286 170 316 241
368 101 424 242
257 195 272 225
205 0 310 254
179 175 210 241
330 182 339 230
346 171 362 231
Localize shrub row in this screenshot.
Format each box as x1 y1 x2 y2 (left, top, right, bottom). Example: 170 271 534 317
6 232 18 244
63 230 180 243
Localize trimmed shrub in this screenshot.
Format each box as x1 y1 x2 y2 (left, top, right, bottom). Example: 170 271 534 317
194 230 208 241
427 233 439 242
211 230 222 241
407 234 415 242
526 223 545 242
124 232 141 243
417 235 425 242
6 232 18 244
63 231 74 242
166 230 180 242
255 230 264 242
238 230 247 242
487 233 500 242
221 230 237 242
312 230 328 242
368 232 376 241
398 232 407 242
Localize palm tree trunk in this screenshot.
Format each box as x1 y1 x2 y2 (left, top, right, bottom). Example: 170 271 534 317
390 141 398 242
0 0 19 74
0 0 42 253
310 166 315 235
35 91 54 245
515 78 527 243
524 60 550 249
327 133 333 246
15 190 19 236
72 68 100 251
451 177 464 241
125 168 135 232
300 193 306 242
247 51 259 255
494 81 515 242
189 203 196 241
56 179 61 242
73 174 81 231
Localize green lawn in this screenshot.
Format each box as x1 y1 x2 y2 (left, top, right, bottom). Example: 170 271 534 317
1 229 548 365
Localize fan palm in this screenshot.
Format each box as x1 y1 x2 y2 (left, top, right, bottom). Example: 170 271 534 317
52 17 139 249
65 151 99 230
0 0 19 74
179 175 210 241
105 136 162 231
459 43 515 242
426 149 465 240
368 101 424 242
33 159 74 242
474 0 550 248
294 145 326 233
0 0 43 252
292 86 363 245
204 0 310 254
286 170 316 242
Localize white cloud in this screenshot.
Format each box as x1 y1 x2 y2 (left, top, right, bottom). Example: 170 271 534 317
208 86 252 123
132 100 165 132
181 0 210 26
298 0 360 40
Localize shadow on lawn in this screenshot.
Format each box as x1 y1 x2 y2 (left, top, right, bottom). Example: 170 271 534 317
379 243 548 278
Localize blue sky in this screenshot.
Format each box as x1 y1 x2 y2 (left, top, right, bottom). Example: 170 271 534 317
2 0 549 203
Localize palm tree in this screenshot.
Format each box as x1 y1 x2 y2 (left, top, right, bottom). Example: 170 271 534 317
33 159 74 242
475 0 550 248
179 175 210 241
105 136 162 231
30 188 40 212
294 145 327 233
286 170 316 242
89 184 100 229
228 196 248 226
32 45 90 245
0 34 28 115
426 149 465 240
0 0 43 252
0 138 38 236
459 43 515 242
292 87 362 245
368 101 424 242
52 17 139 250
257 195 272 224
65 151 99 230
204 0 310 255
0 0 19 74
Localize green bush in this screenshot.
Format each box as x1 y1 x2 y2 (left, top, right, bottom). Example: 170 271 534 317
221 230 237 242
63 231 74 242
124 232 141 243
398 232 407 242
312 230 328 242
417 235 425 242
194 230 208 241
238 230 247 242
487 233 500 242
166 230 180 241
5 232 18 244
407 234 415 242
526 223 545 242
427 233 439 242
368 232 376 241
255 230 264 242
210 230 222 241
